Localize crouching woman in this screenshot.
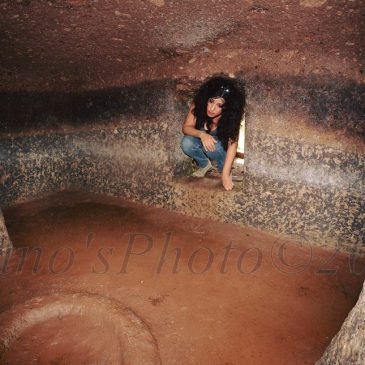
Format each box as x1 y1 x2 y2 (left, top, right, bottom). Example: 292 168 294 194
181 76 245 190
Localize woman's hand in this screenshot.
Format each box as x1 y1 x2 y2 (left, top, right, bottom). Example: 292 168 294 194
222 173 234 191
221 140 237 191
200 132 217 152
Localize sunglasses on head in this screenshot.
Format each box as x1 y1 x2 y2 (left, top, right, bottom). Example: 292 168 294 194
217 85 231 98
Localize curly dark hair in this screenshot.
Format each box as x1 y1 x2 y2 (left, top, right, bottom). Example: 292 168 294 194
192 75 245 151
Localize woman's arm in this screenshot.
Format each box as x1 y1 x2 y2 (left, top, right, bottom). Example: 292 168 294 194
221 140 238 191
182 104 217 152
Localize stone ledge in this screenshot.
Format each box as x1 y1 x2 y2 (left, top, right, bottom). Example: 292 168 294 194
171 175 365 254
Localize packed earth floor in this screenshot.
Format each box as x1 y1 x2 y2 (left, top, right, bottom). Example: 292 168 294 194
0 192 364 365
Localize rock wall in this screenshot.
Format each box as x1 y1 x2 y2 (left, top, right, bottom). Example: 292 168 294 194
316 280 365 365
0 81 188 206
0 76 364 254
0 208 12 253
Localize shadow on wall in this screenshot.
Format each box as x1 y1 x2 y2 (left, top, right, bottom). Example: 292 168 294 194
247 74 365 140
0 74 364 141
0 80 177 135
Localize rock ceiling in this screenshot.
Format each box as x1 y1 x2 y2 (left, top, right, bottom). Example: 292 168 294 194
0 0 363 90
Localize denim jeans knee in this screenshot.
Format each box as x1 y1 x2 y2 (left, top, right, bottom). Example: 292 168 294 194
181 136 210 168
181 135 226 172
205 138 226 172
181 135 199 154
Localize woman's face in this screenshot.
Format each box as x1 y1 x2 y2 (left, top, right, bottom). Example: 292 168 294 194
206 97 225 119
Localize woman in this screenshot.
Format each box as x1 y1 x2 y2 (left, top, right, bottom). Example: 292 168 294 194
181 76 245 190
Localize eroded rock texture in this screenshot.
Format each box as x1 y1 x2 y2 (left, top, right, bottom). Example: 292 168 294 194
0 208 12 253
0 76 364 253
0 0 363 91
316 280 365 365
0 0 364 361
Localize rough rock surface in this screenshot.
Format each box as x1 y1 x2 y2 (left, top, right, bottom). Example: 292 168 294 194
316 280 365 365
0 79 363 253
0 1 364 361
0 0 363 91
0 208 12 253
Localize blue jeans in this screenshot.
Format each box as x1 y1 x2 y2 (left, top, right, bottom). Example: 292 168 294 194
181 134 226 173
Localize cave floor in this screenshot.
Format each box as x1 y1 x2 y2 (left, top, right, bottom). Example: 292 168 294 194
1 191 364 365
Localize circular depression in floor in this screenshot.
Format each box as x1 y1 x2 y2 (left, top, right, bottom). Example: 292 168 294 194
0 292 161 365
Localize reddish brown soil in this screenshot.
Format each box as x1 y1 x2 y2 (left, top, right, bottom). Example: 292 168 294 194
1 192 364 364
5 315 122 364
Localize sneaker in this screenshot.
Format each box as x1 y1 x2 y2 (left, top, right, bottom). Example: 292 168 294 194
192 160 213 177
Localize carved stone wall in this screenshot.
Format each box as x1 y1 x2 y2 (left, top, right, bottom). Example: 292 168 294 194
0 208 12 253
316 280 365 365
0 77 364 254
